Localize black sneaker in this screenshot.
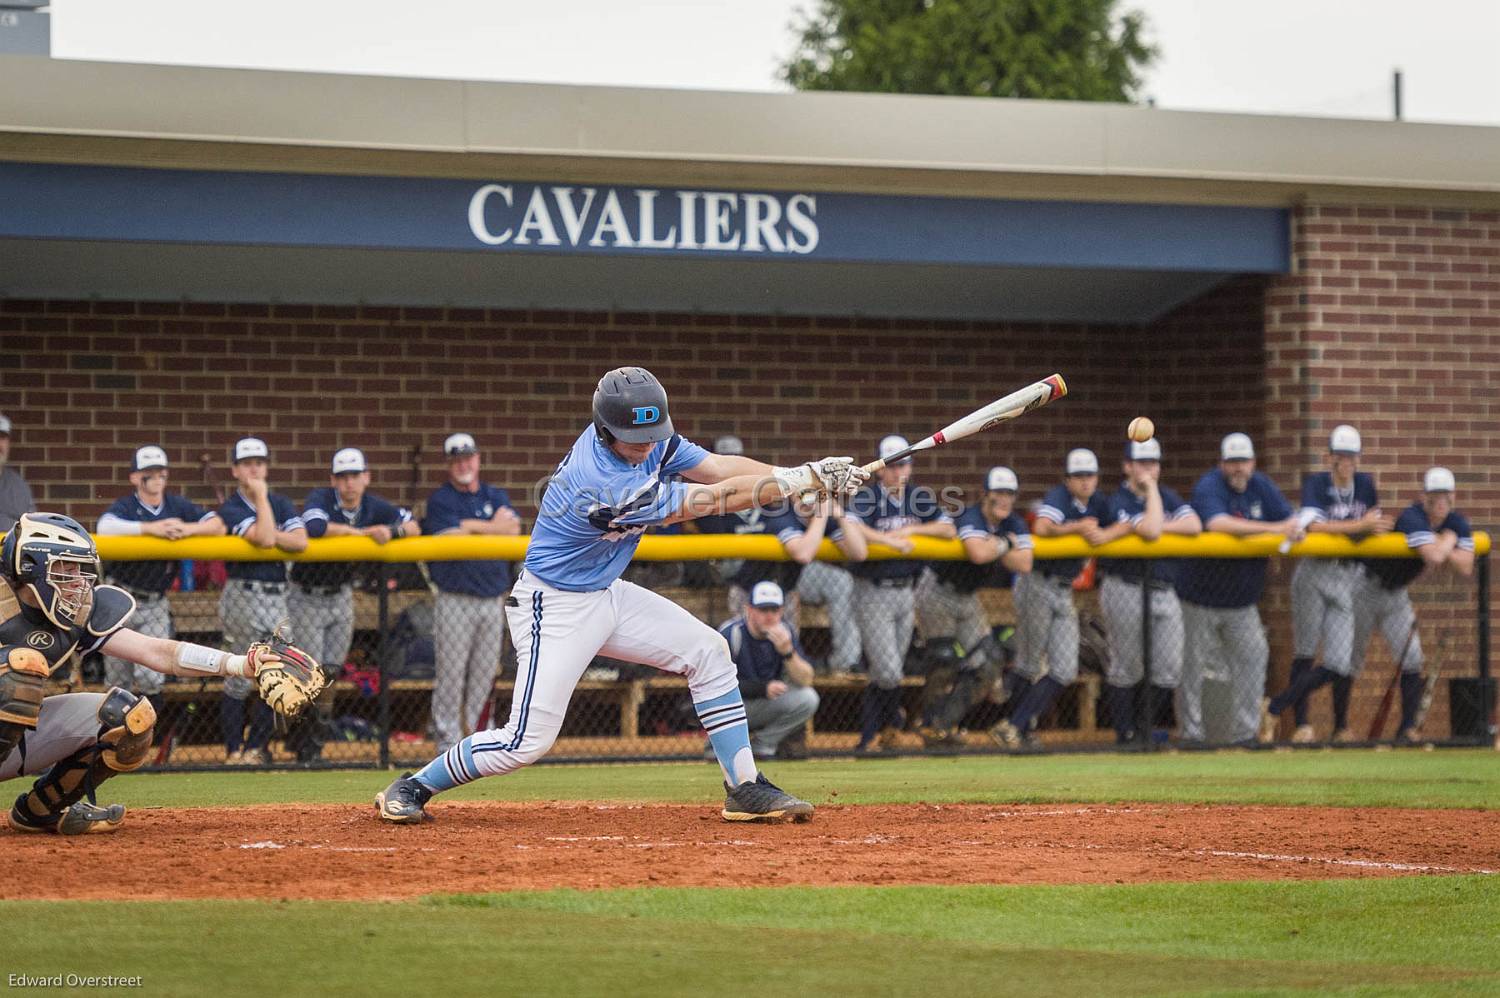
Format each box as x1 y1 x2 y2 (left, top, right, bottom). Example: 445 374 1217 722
721 773 814 824
9 796 126 835
375 773 435 824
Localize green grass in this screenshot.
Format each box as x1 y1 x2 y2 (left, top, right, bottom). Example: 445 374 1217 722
106 748 1500 810
6 877 1498 997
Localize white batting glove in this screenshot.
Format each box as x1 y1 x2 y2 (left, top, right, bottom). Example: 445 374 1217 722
813 456 869 497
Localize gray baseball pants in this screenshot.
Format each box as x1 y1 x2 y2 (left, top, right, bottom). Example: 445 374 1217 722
104 595 170 696
1013 572 1079 685
433 590 507 752
0 692 109 782
1099 575 1184 688
1178 601 1268 744
1351 575 1422 676
744 685 820 756
853 579 915 689
795 562 862 672
1290 559 1360 675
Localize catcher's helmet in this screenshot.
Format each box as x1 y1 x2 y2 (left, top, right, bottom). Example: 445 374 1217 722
1 512 101 629
592 367 674 445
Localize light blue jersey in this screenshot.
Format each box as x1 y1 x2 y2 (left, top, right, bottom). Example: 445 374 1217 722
525 427 709 591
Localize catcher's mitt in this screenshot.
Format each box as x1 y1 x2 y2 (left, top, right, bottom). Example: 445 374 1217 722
247 635 330 719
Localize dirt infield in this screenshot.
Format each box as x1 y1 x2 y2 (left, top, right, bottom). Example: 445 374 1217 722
8 802 1496 901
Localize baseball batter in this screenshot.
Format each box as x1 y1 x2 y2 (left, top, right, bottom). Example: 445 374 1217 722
1261 425 1390 742
994 448 1129 747
376 367 866 824
0 513 299 834
1096 439 1202 744
1178 433 1301 745
1350 467 1473 740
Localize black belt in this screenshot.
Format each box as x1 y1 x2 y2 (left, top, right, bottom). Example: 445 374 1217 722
1105 575 1174 592
295 583 349 596
230 580 286 594
866 577 915 589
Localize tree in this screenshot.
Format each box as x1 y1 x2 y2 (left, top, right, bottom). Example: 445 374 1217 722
781 0 1156 102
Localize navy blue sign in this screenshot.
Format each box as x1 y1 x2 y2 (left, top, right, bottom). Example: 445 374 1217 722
0 162 1287 272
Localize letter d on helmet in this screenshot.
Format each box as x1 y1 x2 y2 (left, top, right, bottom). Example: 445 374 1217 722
592 367 674 444
1 513 101 629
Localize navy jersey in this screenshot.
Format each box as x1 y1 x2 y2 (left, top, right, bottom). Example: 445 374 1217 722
934 505 1031 594
769 507 849 590
423 482 516 598
1364 502 1474 591
697 506 799 591
98 492 217 594
0 585 134 680
292 488 413 589
1178 470 1293 608
219 491 305 583
845 483 953 582
1300 471 1379 526
1097 483 1194 587
1035 484 1118 583
719 617 806 700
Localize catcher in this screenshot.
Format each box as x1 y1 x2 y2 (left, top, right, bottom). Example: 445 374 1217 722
0 512 327 834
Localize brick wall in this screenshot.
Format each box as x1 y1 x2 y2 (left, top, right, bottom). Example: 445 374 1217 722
0 280 1266 523
1261 203 1500 739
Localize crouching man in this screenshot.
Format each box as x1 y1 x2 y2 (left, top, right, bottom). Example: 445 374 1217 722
718 582 819 760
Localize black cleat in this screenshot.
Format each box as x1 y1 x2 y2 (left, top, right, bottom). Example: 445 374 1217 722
375 773 434 824
9 796 126 835
721 773 814 824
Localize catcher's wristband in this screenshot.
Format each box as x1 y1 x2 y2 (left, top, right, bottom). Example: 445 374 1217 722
170 641 252 678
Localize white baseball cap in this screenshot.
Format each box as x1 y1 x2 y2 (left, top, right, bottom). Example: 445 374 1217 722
1065 448 1098 475
0 414 11 436
714 435 744 456
444 432 478 457
331 447 366 475
132 445 168 472
1423 467 1456 493
233 437 269 463
1329 425 1362 455
1220 433 1255 461
879 434 912 464
1125 438 1162 461
749 580 785 609
985 466 1019 492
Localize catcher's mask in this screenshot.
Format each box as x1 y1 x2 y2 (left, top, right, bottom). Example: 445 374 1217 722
2 512 101 629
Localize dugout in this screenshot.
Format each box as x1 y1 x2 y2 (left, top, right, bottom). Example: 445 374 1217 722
0 57 1496 750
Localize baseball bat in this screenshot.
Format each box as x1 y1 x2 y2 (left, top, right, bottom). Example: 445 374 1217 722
861 374 1068 474
1409 632 1449 734
1367 618 1420 740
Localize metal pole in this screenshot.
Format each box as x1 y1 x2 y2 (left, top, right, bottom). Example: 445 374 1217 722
1393 69 1403 121
377 564 392 770
1138 559 1154 749
1478 553 1490 680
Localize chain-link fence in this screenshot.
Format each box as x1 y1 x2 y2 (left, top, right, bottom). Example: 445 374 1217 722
79 534 1491 768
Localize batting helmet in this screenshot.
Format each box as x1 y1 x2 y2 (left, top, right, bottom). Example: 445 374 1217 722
2 512 101 629
592 367 674 445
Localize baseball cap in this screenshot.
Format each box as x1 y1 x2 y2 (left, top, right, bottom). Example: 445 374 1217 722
749 580 785 609
132 445 169 472
331 447 366 475
1125 438 1162 461
233 437 269 463
1329 424 1362 455
879 435 912 465
1220 433 1255 461
1065 448 1098 475
714 435 744 456
984 466 1019 492
444 433 478 457
1423 467 1456 493
0 414 10 436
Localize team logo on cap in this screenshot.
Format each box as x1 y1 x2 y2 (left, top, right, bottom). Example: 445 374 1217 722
632 406 660 425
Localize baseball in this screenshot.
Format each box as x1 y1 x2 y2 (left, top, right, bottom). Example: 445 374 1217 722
1128 416 1155 443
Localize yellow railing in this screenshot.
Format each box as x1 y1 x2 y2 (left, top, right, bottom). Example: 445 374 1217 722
89 530 1492 562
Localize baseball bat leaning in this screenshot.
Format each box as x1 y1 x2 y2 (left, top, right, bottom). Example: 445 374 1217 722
860 374 1068 475
1367 618 1421 740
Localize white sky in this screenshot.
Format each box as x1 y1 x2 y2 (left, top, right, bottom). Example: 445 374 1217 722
47 0 1500 126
